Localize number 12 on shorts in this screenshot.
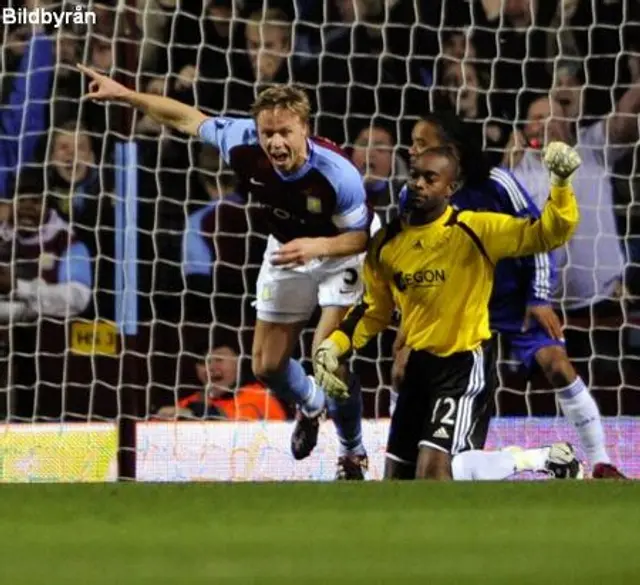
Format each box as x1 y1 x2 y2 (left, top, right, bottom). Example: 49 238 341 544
431 397 457 426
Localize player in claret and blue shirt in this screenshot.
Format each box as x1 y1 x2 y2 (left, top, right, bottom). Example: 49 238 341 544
391 112 624 479
78 65 376 469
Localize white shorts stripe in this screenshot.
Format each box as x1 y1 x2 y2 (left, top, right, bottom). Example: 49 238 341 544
456 348 480 453
418 440 450 454
451 349 477 453
463 347 487 452
385 452 414 466
452 347 486 454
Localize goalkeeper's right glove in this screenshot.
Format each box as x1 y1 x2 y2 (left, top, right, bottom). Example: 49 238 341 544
313 338 349 400
542 141 582 187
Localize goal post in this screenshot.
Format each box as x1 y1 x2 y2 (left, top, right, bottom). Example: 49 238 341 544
113 0 142 481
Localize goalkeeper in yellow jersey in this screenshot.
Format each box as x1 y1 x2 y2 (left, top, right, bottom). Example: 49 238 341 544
313 142 582 480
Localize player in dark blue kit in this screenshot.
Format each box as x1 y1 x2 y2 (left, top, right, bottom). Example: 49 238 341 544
391 112 624 479
78 66 373 467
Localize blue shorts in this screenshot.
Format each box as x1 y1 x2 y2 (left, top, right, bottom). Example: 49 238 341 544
501 325 565 371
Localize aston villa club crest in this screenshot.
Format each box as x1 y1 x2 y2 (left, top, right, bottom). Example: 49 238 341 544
261 285 273 301
306 196 322 213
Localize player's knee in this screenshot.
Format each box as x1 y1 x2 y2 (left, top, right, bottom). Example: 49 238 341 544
415 447 453 480
251 350 286 383
384 457 415 480
536 345 576 387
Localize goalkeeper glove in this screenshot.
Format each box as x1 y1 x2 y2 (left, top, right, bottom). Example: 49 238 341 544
542 141 582 187
313 338 349 399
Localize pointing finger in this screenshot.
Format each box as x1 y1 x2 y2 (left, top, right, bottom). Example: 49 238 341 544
76 63 99 79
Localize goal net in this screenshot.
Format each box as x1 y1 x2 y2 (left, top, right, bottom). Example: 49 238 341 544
0 0 638 482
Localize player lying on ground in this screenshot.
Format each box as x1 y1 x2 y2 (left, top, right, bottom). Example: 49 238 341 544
313 142 583 480
389 113 624 479
77 66 374 452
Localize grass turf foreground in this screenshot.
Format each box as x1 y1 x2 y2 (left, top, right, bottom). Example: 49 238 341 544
0 482 637 584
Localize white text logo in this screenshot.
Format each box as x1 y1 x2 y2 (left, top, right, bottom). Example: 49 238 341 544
2 6 96 28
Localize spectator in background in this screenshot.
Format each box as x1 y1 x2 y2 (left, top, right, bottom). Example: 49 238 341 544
507 68 640 381
543 0 636 118
0 172 92 323
1 23 31 78
181 146 248 352
223 7 300 116
136 0 179 73
191 144 238 204
46 120 114 321
433 58 509 166
440 29 477 62
509 73 640 311
312 0 416 144
482 0 558 112
182 147 240 298
170 0 234 114
0 26 56 199
47 121 102 228
294 0 354 62
89 38 113 73
478 0 634 119
0 13 93 195
551 61 584 125
349 121 407 218
155 345 287 420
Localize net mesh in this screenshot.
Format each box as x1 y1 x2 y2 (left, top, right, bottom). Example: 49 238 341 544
0 0 639 480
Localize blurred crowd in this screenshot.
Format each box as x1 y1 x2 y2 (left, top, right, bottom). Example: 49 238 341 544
0 0 639 422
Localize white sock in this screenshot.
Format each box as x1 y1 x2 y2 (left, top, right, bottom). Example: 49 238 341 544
389 390 398 417
452 450 518 480
557 377 611 465
452 448 552 480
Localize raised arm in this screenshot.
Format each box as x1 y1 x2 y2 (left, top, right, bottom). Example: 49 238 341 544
77 64 207 137
607 53 640 146
463 142 581 263
489 169 554 304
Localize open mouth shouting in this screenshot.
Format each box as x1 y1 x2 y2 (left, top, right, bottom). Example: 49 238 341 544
269 150 290 168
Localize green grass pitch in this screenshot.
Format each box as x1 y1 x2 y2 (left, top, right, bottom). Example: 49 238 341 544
0 481 638 584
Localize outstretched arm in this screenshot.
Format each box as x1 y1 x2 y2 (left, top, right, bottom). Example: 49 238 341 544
490 170 555 304
463 142 581 262
77 64 207 136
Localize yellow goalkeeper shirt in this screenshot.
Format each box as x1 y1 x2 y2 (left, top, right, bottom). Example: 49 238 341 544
329 185 579 357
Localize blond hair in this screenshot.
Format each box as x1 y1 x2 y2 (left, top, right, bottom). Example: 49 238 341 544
250 84 311 124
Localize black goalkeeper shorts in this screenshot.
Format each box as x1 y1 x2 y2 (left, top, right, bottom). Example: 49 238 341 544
386 338 497 465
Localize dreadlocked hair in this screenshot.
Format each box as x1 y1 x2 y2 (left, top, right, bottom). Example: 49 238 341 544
421 110 492 187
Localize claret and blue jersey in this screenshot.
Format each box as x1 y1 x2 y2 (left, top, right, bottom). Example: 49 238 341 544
198 117 370 243
399 167 557 334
